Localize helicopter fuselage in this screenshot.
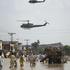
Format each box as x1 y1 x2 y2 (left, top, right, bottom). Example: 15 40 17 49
21 22 47 29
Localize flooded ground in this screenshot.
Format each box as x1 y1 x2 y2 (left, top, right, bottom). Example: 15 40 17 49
2 58 70 70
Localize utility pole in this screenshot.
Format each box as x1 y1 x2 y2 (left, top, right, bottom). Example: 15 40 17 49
24 39 29 46
24 39 30 55
8 33 16 51
8 33 16 42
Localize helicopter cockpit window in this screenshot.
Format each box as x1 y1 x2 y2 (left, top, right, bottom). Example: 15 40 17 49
29 0 37 3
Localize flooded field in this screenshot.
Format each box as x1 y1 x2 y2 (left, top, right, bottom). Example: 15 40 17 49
2 58 70 70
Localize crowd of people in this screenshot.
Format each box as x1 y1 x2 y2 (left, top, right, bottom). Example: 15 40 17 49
0 50 38 70
40 47 64 64
0 47 66 70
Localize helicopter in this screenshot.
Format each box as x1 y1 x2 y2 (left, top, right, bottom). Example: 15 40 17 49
18 20 49 29
29 0 45 4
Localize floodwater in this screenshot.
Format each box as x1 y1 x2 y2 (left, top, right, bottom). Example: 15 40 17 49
2 58 70 70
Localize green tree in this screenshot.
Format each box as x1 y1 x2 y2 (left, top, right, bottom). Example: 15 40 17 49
64 45 70 55
31 40 40 54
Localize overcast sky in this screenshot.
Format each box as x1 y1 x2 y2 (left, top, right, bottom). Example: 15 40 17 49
0 0 70 45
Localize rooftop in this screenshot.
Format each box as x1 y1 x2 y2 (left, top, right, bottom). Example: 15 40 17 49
39 42 63 48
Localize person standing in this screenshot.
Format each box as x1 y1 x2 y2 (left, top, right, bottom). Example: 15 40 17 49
0 52 4 70
19 55 25 68
9 53 17 69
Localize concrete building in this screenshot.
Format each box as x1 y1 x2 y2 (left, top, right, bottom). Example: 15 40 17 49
39 42 63 48
0 40 2 50
0 40 20 52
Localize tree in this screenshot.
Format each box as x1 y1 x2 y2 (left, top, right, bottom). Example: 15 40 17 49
64 45 70 55
31 40 40 54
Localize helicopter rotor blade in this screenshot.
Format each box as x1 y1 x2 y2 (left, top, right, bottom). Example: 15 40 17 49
17 20 30 22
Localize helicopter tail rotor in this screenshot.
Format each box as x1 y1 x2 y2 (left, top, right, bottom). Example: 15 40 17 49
44 21 49 26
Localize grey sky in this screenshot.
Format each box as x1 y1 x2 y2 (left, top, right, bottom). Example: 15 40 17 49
0 0 70 45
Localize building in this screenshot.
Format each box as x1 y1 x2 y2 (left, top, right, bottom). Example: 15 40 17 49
0 40 2 50
39 42 63 48
0 40 19 52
